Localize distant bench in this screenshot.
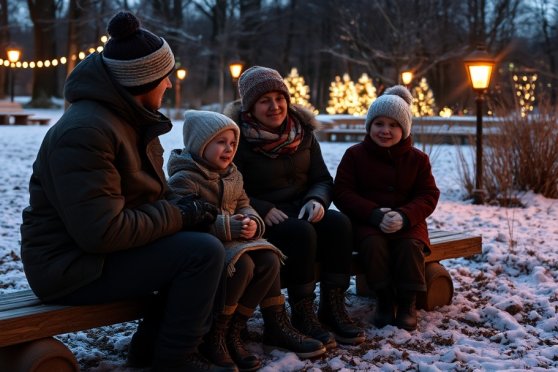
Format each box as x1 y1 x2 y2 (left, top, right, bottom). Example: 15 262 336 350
0 229 481 371
316 115 500 144
0 101 51 126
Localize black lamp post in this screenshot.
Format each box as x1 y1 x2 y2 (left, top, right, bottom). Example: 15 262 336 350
464 45 495 205
229 60 244 100
6 46 21 103
174 68 187 119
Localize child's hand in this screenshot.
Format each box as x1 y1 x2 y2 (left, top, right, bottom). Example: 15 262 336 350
233 214 257 239
379 211 403 233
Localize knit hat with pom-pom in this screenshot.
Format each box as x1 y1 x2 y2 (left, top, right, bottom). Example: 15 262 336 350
102 11 175 95
365 85 413 139
237 66 290 111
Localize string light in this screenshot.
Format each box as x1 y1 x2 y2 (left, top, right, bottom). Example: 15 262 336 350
0 36 107 69
512 71 537 117
284 68 318 114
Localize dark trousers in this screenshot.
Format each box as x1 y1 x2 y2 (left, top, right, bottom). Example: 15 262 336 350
264 209 353 295
358 235 427 292
54 232 226 361
226 250 281 310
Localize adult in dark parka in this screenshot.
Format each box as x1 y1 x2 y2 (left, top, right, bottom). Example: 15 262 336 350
20 11 233 372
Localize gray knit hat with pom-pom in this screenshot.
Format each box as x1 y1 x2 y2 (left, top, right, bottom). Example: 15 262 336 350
102 11 175 95
365 85 413 139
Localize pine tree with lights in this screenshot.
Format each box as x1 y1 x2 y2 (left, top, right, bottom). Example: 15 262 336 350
326 74 360 115
284 68 318 114
354 73 377 115
513 71 537 117
411 77 436 117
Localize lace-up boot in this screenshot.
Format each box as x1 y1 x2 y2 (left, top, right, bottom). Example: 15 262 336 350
261 304 326 359
318 287 365 345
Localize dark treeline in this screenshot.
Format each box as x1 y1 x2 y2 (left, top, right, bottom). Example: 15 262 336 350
0 0 557 113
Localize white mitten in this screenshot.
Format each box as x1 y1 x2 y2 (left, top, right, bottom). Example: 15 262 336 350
298 200 325 222
379 211 404 233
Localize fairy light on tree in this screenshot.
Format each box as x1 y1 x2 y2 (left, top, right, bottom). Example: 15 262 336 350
326 73 360 115
512 70 537 117
284 68 318 114
354 73 377 115
411 77 436 117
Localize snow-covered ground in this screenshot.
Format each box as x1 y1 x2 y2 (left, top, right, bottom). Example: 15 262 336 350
1 106 557 371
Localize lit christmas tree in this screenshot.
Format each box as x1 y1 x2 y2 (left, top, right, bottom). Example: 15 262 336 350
513 71 537 117
411 77 436 117
326 74 360 115
284 68 318 114
354 73 377 115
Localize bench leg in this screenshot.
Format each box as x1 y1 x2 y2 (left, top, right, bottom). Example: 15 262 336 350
0 337 80 372
416 262 454 311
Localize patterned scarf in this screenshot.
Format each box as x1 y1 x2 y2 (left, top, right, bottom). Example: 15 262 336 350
240 111 303 158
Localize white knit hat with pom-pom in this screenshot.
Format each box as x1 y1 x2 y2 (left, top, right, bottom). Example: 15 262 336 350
365 85 413 139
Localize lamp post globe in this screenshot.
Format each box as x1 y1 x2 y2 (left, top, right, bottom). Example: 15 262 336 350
6 46 21 103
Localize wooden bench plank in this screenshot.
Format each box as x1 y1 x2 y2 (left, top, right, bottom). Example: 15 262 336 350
0 296 149 347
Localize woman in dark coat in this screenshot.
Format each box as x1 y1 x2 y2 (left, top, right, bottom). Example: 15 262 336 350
224 66 364 348
333 85 440 331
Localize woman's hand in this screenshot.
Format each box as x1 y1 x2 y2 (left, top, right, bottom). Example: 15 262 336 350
264 208 288 226
298 199 325 223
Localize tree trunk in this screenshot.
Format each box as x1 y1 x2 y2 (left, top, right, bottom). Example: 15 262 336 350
27 0 59 107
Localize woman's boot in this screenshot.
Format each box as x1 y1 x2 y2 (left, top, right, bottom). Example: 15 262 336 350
227 310 261 372
318 287 365 345
289 293 337 349
261 303 326 359
198 310 238 370
395 290 417 331
373 287 396 328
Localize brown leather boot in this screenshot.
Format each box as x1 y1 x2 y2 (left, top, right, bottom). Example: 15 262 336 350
373 287 396 328
198 312 238 370
290 295 337 349
261 304 326 359
395 290 417 331
227 312 261 372
318 287 365 345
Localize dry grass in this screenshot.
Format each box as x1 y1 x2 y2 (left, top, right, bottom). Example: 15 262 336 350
457 96 558 204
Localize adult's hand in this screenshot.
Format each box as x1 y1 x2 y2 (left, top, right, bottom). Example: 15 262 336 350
298 199 325 223
264 208 288 226
176 196 218 229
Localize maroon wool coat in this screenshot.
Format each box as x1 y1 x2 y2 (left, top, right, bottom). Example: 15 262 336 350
333 135 440 248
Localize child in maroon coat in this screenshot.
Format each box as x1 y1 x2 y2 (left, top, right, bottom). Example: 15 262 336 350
333 85 440 331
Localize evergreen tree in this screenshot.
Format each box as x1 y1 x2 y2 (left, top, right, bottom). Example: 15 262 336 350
411 77 436 117
354 73 377 115
284 68 318 114
326 74 359 115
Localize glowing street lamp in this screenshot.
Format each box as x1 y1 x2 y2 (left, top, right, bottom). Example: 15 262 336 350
174 68 187 119
229 60 244 100
401 69 414 88
6 46 21 102
464 45 495 205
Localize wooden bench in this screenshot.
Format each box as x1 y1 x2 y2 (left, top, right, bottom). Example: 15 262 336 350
0 101 50 126
0 229 481 371
315 115 500 144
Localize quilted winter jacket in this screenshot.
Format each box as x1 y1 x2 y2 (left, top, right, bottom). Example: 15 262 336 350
20 53 183 301
223 101 332 218
333 135 440 248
